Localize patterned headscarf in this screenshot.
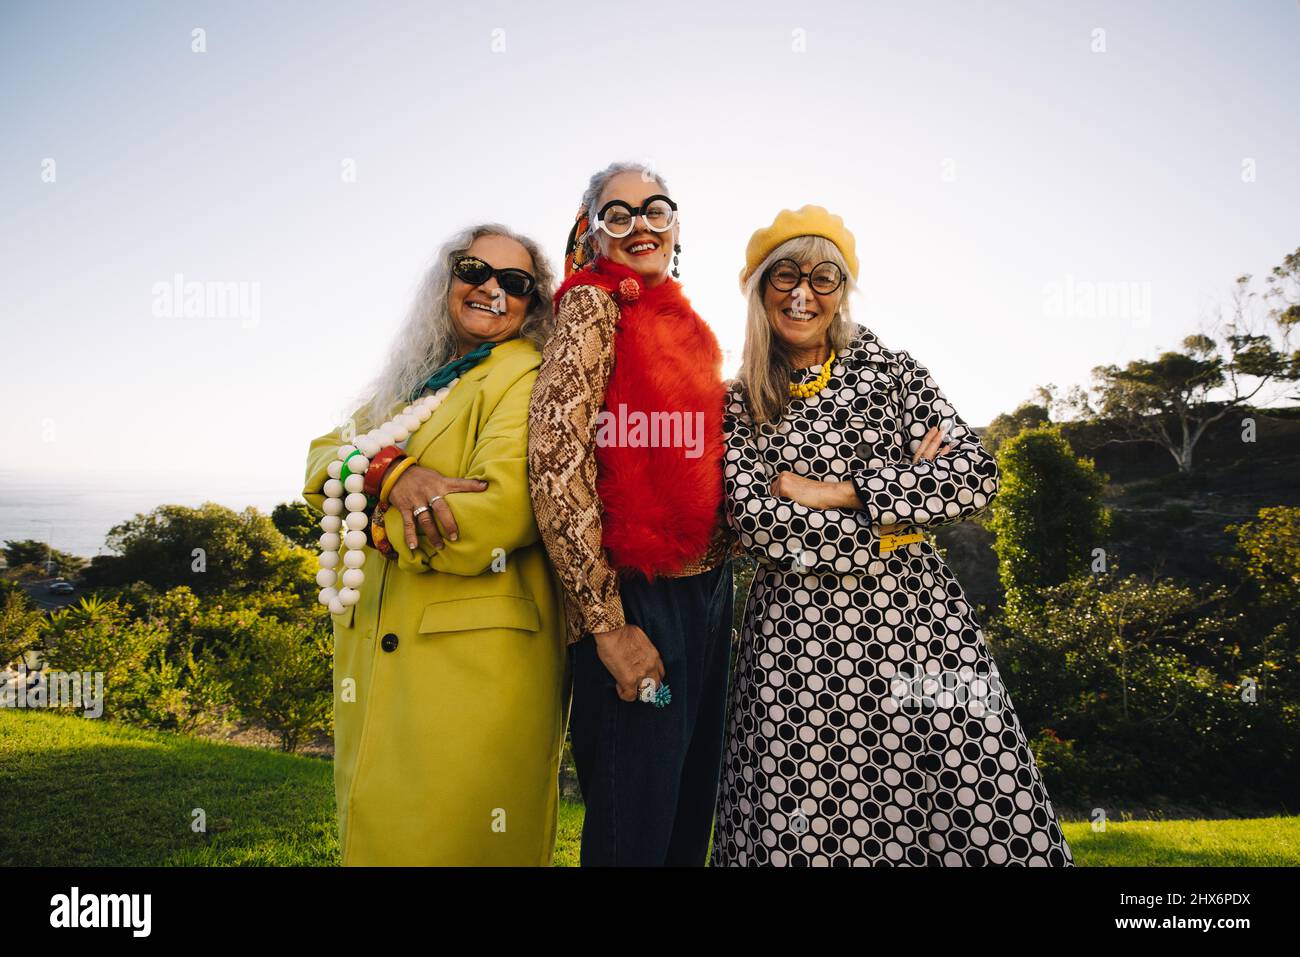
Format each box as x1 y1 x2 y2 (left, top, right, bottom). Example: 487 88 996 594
562 204 593 279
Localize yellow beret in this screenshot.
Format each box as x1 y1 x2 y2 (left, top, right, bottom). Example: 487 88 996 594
740 204 859 288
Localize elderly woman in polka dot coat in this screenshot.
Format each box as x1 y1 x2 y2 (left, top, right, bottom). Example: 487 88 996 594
711 205 1074 866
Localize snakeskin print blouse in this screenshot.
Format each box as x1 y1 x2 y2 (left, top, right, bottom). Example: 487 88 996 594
527 283 734 645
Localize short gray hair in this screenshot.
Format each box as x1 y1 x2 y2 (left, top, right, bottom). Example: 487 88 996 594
575 161 671 264
346 223 557 434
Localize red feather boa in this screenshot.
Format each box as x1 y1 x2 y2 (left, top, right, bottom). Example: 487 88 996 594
553 257 725 579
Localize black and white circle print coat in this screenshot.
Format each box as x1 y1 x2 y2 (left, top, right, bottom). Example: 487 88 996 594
711 321 1074 866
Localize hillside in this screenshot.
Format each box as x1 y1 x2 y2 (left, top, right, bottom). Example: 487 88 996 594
938 409 1300 612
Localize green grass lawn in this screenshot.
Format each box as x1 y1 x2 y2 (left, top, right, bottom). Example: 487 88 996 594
2 709 1295 866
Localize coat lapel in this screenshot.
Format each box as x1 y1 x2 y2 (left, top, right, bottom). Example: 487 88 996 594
401 338 523 463
841 322 892 371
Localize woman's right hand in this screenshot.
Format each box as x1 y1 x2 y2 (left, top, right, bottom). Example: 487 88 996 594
387 464 488 550
878 427 954 537
592 624 666 702
913 425 954 463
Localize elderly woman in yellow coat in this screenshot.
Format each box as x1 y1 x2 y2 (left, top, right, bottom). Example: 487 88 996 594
302 224 569 866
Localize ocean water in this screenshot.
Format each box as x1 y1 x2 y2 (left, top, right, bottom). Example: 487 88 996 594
0 470 299 560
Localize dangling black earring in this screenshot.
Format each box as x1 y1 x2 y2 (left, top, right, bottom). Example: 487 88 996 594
672 242 681 279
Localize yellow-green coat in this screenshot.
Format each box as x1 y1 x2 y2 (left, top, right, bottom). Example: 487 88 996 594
302 337 569 865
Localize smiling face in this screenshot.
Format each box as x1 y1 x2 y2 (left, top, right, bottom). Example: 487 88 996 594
590 170 678 286
446 233 535 353
762 254 846 363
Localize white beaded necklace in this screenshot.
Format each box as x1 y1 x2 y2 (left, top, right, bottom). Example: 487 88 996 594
316 378 460 614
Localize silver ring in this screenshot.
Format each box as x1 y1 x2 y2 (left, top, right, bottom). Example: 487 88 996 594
412 505 429 517
428 495 444 506
638 678 657 703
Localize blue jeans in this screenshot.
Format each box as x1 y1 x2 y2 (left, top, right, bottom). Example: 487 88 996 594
568 560 734 866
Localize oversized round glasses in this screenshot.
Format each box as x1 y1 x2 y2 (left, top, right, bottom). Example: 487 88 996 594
592 195 678 239
765 259 846 295
452 255 537 298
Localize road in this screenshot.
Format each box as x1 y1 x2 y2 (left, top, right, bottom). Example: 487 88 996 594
16 578 81 611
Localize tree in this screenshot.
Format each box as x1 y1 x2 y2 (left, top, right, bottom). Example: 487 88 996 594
81 502 294 597
984 397 1051 454
1221 506 1300 708
1 563 54 583
1264 246 1300 374
1 539 87 578
1225 506 1300 609
1079 248 1300 473
987 426 1109 623
272 500 322 551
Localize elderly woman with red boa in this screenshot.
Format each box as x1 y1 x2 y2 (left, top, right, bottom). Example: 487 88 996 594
528 161 734 866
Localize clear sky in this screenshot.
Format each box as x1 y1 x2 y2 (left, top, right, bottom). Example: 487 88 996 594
3 0 1297 500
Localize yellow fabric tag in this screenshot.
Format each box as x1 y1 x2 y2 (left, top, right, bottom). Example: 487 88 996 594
879 531 924 553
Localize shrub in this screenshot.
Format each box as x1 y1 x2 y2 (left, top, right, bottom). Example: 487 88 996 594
222 617 332 753
987 426 1109 625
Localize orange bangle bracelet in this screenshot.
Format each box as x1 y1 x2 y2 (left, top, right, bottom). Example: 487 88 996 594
364 445 405 497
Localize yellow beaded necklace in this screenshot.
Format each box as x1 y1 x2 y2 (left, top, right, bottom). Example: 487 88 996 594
788 349 836 398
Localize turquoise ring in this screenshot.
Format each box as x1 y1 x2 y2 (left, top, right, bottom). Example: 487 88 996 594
638 678 672 708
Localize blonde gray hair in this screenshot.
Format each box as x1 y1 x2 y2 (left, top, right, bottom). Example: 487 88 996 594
737 235 856 426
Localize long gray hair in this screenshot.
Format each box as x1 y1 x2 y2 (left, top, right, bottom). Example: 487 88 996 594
574 161 672 264
344 223 557 434
737 234 856 426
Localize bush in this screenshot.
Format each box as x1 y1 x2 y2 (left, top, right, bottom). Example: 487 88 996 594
1025 728 1093 801
1157 503 1195 529
222 617 332 753
987 426 1109 625
40 595 170 722
986 572 1299 805
123 650 234 734
1225 506 1300 609
0 586 43 670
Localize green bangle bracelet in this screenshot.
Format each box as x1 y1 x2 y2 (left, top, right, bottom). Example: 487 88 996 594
340 448 367 486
